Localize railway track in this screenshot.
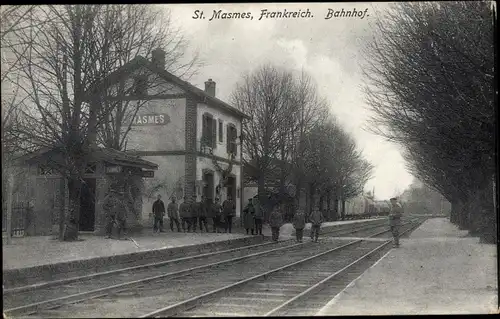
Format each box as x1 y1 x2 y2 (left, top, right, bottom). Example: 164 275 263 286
4 218 425 318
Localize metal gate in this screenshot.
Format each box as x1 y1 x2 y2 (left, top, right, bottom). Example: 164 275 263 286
2 201 30 237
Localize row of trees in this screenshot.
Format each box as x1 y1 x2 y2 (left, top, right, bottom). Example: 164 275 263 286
364 1 496 243
1 5 200 240
232 65 374 220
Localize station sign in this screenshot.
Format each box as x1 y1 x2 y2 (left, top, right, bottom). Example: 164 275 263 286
142 170 155 178
132 113 170 126
105 165 122 173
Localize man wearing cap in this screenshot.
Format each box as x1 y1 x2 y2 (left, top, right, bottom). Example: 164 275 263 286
179 196 192 232
152 194 166 233
167 196 181 232
389 197 404 248
211 198 223 233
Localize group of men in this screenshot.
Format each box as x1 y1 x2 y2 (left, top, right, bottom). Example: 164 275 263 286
152 193 404 248
152 194 237 233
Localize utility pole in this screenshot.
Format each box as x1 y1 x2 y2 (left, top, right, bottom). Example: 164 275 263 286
5 169 14 244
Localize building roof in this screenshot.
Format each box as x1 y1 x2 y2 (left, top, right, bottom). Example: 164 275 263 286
86 56 250 120
21 146 158 170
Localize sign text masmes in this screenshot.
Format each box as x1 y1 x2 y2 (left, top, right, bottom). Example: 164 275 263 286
132 113 170 126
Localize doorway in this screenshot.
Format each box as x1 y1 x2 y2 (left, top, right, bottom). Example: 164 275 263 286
226 176 236 201
79 178 96 231
203 171 214 201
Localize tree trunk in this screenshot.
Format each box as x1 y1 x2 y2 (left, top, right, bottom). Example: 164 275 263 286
334 198 339 221
308 184 315 215
258 174 267 221
341 200 346 220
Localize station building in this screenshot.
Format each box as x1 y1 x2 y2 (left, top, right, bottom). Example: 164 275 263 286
100 48 250 220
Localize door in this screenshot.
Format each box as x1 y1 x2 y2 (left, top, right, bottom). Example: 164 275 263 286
203 171 214 201
79 178 96 231
226 176 236 201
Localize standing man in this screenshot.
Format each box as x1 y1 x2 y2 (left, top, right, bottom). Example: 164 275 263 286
389 197 404 248
152 194 166 233
222 195 236 233
253 196 264 236
167 196 181 232
179 196 192 232
243 198 256 235
198 195 209 232
309 208 324 243
269 205 283 241
211 198 223 233
293 209 306 243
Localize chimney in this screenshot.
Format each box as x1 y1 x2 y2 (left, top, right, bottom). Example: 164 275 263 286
152 48 166 70
204 78 216 97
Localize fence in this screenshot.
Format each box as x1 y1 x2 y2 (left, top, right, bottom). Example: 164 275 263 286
2 201 30 237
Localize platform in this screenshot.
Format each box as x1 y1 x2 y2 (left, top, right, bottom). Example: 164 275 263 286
2 217 381 271
315 218 498 315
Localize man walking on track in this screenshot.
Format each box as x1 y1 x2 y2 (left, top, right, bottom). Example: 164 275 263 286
152 194 166 233
179 196 192 232
222 195 236 233
309 208 324 243
253 196 264 236
269 206 283 241
167 196 181 232
293 209 306 243
389 197 404 248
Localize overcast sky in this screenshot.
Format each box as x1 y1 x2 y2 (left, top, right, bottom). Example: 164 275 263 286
167 2 414 200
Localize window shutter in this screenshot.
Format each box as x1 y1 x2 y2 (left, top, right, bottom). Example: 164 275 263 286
226 124 230 153
202 114 207 146
212 118 217 149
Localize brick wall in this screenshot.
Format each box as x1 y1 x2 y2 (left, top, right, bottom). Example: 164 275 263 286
184 94 198 203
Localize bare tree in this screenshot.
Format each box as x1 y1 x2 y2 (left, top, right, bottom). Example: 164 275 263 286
232 64 296 215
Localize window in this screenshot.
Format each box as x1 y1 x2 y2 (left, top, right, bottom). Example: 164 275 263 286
202 113 217 149
226 124 237 155
133 75 148 96
218 120 223 143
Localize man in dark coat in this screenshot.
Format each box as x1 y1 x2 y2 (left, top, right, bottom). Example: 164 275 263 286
211 198 223 233
293 209 306 243
222 195 236 233
269 206 283 241
190 195 199 233
152 194 166 233
243 198 256 235
179 196 192 232
167 196 181 232
252 196 264 236
198 195 209 232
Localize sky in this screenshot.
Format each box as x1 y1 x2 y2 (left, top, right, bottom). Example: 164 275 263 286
167 2 414 200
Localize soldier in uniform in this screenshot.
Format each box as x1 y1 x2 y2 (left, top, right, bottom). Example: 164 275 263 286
152 194 166 233
211 198 223 233
389 197 403 248
243 198 256 235
253 196 264 236
167 196 181 232
198 195 209 232
293 209 306 243
269 206 283 241
179 196 192 232
222 195 236 233
309 208 324 243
